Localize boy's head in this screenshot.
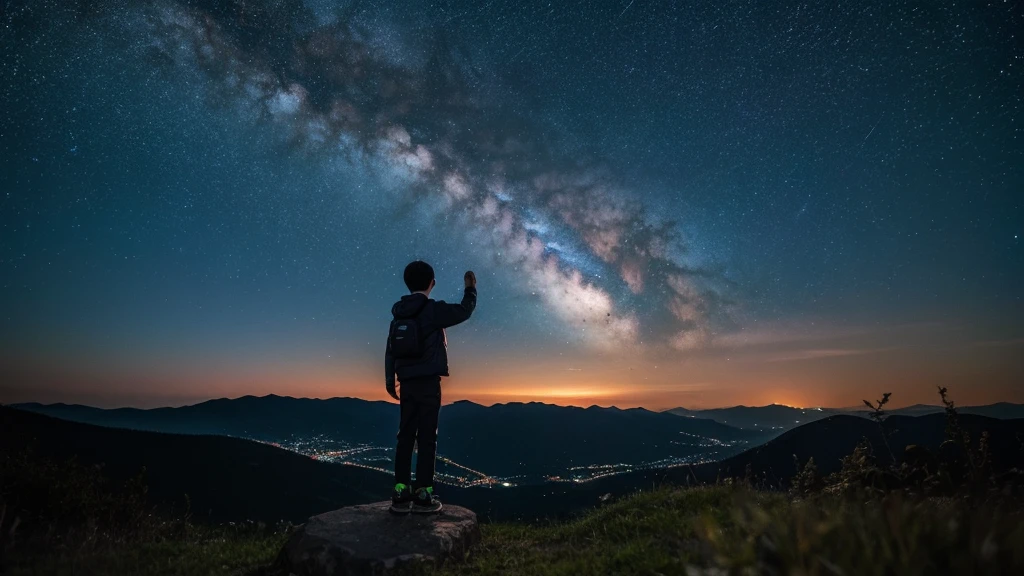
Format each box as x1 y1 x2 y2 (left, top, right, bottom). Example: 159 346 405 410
404 260 435 294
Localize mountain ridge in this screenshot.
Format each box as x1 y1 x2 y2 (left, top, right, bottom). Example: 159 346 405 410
13 395 765 482
663 401 1024 431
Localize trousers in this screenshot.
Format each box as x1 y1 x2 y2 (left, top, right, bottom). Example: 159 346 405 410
394 375 441 489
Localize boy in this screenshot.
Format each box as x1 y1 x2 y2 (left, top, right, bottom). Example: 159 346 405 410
385 261 477 513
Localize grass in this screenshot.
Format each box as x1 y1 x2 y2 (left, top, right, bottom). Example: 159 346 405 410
436 486 758 576
9 485 1023 575
431 486 1024 575
5 524 289 576
0 449 289 576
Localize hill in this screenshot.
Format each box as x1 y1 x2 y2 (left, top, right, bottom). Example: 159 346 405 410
458 412 1024 520
960 402 1024 420
13 396 398 443
438 400 758 477
438 486 1024 576
666 404 839 432
10 481 1023 575
665 401 1024 432
16 396 765 480
0 406 387 523
590 413 1024 489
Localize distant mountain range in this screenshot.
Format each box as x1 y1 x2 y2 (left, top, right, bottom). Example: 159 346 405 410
0 405 387 523
641 413 1024 485
14 396 767 480
666 404 838 431
665 402 1024 432
17 397 1022 482
6 405 1022 523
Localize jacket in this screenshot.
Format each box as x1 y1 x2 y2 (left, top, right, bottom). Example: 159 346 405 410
385 286 477 387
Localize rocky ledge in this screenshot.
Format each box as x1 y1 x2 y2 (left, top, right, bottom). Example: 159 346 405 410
273 502 479 576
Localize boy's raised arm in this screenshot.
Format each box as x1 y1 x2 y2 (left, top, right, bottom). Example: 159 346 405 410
434 271 477 329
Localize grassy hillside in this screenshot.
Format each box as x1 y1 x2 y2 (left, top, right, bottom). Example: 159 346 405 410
0 443 290 576
437 486 1024 575
0 406 389 523
6 482 1022 575
7 524 288 576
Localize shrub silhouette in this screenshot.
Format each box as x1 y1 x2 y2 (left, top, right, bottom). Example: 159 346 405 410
786 387 1024 502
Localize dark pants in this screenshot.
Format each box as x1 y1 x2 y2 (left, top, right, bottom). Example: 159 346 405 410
394 375 441 489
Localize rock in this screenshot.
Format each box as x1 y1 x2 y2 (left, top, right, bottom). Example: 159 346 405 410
273 502 480 576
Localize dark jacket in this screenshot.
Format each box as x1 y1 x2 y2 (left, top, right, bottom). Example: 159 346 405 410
385 287 477 386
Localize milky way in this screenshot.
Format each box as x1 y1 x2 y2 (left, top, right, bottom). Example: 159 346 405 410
138 0 731 351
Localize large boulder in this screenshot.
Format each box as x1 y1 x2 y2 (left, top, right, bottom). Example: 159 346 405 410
273 502 480 576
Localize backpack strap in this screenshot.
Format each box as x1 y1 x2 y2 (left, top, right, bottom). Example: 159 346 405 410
409 298 436 340
391 298 435 343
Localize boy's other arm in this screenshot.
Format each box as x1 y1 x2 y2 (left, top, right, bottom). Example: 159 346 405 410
385 335 399 400
434 271 477 329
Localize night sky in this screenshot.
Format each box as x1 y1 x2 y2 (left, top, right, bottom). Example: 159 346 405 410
1 0 1021 410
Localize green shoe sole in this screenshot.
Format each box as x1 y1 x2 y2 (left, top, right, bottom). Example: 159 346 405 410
389 502 412 514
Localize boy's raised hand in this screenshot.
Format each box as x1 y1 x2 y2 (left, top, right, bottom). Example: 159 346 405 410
464 270 477 289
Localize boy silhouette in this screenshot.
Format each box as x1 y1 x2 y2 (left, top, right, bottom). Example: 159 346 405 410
386 261 477 513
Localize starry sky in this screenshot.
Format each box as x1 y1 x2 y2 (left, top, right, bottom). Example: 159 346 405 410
1 0 1021 410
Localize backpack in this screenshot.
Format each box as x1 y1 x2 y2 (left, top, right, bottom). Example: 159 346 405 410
389 313 425 359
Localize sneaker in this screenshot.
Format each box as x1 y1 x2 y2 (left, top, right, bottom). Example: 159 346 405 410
412 487 442 514
390 483 413 514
